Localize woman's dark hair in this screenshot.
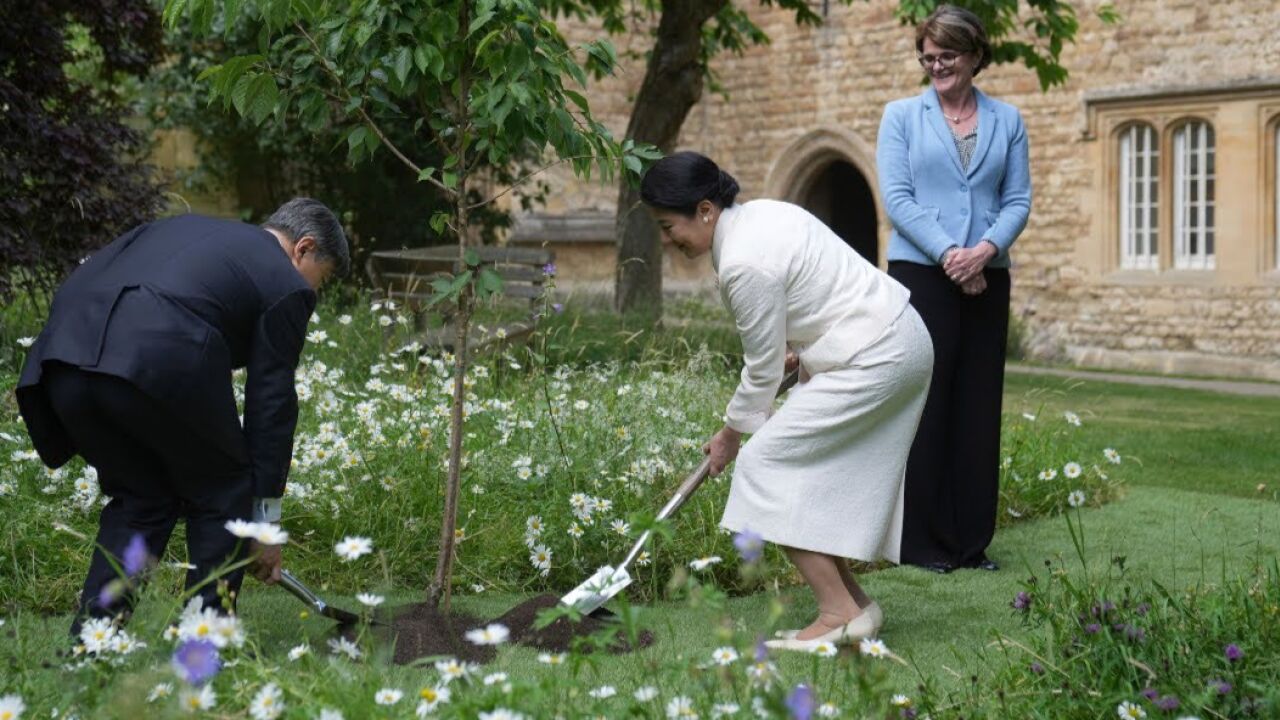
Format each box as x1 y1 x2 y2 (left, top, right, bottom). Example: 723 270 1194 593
640 151 740 216
915 5 992 77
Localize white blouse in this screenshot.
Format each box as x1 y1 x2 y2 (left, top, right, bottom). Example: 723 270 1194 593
712 200 912 433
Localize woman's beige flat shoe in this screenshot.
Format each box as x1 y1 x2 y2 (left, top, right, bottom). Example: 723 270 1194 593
764 610 878 652
774 602 884 640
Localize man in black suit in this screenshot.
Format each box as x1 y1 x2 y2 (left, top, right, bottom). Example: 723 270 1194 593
15 198 348 630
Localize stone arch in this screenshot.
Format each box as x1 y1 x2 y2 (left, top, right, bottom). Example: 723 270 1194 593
763 128 887 266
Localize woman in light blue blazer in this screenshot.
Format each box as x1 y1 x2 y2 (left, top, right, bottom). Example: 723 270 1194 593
876 4 1031 574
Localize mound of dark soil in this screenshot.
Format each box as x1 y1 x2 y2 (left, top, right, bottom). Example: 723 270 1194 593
492 594 655 654
341 594 655 665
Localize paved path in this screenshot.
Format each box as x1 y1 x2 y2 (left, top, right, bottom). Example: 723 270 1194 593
1006 363 1280 398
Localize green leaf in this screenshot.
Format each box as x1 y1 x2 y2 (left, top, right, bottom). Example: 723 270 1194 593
429 211 451 235
477 267 505 297
442 171 458 189
245 74 279 125
563 89 590 113
162 0 192 29
464 248 481 267
416 166 437 183
413 46 430 74
393 46 412 86
622 154 642 176
347 126 370 153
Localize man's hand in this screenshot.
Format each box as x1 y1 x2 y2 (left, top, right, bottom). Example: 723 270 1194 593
703 425 742 477
784 349 811 384
943 242 998 284
248 541 283 585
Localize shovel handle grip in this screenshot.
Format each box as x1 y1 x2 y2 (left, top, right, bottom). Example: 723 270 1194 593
279 569 326 612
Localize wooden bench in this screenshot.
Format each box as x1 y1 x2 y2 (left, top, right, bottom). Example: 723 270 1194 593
365 245 555 353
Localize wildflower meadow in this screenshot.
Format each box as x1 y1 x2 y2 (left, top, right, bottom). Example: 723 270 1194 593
2 293 1278 719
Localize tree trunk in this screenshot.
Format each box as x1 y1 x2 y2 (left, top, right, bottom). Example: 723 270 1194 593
613 0 726 318
427 0 471 612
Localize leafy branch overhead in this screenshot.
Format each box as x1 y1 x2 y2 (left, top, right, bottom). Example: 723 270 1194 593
165 0 655 202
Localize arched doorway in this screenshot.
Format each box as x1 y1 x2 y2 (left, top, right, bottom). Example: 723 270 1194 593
796 160 879 264
763 129 885 267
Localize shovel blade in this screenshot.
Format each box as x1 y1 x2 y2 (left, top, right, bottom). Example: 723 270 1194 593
559 565 632 616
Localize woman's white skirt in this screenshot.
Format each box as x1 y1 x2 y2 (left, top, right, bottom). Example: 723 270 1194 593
720 308 933 563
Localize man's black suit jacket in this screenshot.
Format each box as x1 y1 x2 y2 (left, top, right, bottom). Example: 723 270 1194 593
16 214 316 500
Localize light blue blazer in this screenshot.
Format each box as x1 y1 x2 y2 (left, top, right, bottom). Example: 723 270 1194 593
876 86 1031 268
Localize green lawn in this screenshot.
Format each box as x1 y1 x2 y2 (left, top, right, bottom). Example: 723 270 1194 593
1002 373 1280 500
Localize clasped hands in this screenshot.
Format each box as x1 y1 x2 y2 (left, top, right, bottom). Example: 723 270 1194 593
943 241 998 296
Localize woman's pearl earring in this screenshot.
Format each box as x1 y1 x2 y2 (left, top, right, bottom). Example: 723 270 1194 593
702 216 709 224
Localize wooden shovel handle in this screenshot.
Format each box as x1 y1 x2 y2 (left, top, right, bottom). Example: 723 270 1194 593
660 369 800 520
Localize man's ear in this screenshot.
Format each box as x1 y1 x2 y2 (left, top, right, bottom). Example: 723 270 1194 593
294 235 318 258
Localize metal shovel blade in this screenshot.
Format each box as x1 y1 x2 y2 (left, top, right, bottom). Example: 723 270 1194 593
279 569 364 625
559 564 633 616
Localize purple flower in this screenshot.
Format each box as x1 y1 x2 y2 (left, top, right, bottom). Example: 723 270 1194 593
1141 687 1159 701
784 684 814 720
542 262 557 276
1224 643 1243 662
754 636 768 662
1029 662 1044 675
123 533 150 577
172 639 221 685
1155 695 1180 711
1125 625 1145 642
900 710 918 719
1135 602 1150 616
1084 623 1101 635
551 302 564 314
1011 591 1032 611
733 529 765 563
98 579 125 608
1209 679 1232 695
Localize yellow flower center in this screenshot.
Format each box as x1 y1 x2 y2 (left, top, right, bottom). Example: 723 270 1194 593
421 688 437 701
196 624 209 636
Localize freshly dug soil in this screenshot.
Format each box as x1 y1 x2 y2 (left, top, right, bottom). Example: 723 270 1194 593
340 594 655 665
492 594 655 654
339 603 497 665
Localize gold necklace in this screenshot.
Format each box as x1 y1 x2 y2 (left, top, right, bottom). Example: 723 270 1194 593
941 93 976 124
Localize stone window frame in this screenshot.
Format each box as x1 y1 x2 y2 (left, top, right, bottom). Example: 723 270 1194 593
1116 122 1159 270
1082 80 1280 287
1265 107 1280 274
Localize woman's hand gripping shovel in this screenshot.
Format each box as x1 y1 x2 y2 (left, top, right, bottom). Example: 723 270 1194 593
559 368 801 617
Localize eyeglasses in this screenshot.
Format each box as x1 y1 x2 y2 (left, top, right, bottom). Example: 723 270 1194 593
917 52 965 69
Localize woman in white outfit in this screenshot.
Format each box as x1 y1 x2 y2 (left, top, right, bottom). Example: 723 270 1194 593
640 152 934 651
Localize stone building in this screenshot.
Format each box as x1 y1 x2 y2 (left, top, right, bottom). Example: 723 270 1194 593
514 0 1280 381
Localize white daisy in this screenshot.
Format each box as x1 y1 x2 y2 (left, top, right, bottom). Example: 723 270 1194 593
1063 462 1083 479
356 593 385 607
1068 490 1087 508
810 641 838 657
634 686 659 702
665 695 696 718
712 702 740 718
334 536 373 561
249 683 284 720
434 657 470 682
891 694 912 707
16 337 35 348
1104 447 1122 464
1117 701 1147 719
1038 468 1058 481
374 688 403 706
319 710 345 720
287 643 310 661
224 519 259 538
858 637 889 659
179 685 216 712
537 652 566 666
338 314 353 325
327 636 362 660
529 545 552 575
415 685 451 715
589 685 617 699
610 519 630 536
689 556 722 571
252 522 289 545
817 702 839 717
711 646 739 665
465 623 510 645
478 710 526 720
483 673 508 685
79 617 117 653
147 683 174 703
